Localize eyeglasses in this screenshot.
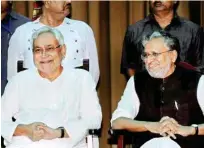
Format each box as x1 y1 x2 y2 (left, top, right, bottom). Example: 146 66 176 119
33 45 61 55
141 50 173 61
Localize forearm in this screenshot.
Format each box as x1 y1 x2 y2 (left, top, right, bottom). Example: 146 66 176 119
13 124 29 137
112 117 150 132
198 124 204 135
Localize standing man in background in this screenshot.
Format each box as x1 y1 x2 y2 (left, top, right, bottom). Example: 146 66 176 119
7 1 100 85
1 1 30 95
121 0 203 80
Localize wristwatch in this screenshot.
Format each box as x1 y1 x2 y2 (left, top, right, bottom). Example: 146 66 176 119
57 127 65 138
191 124 199 135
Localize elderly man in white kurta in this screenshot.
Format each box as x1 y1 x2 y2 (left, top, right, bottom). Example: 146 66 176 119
7 1 99 84
1 26 102 148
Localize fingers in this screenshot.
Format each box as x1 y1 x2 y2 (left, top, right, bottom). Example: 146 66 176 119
35 122 47 126
166 130 177 139
160 116 170 123
27 122 47 141
37 125 47 130
32 129 44 141
161 120 178 133
160 126 176 139
159 117 180 139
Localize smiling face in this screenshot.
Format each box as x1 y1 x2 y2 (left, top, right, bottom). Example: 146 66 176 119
144 38 175 78
33 32 66 77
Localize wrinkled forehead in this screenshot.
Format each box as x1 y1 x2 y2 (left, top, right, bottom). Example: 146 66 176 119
144 38 168 53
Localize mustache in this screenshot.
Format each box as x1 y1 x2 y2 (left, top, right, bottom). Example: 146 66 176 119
66 3 71 8
153 1 163 7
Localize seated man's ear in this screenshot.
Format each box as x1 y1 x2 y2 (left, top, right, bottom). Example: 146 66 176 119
171 50 178 63
61 44 66 58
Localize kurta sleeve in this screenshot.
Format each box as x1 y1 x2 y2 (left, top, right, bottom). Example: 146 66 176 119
111 76 140 125
197 75 204 115
63 71 102 146
1 76 20 143
84 24 100 85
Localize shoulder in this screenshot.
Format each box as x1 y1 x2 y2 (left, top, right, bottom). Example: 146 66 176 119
178 17 200 32
11 11 30 22
65 18 93 32
124 17 149 40
66 18 91 28
177 62 202 75
13 21 34 34
64 68 93 81
8 69 35 83
127 17 149 32
176 63 202 87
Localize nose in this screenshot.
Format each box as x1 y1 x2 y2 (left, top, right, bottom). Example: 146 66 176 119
41 50 49 57
145 54 155 64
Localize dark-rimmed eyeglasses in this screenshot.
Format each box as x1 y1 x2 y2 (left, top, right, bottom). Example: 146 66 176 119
141 50 173 61
33 45 61 55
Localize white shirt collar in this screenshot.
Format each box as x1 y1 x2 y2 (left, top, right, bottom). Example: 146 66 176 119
33 17 71 26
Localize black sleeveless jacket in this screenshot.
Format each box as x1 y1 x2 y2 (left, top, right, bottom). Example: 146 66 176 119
132 65 204 148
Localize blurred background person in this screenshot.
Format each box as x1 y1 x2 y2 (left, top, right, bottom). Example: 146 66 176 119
121 0 203 80
1 0 30 95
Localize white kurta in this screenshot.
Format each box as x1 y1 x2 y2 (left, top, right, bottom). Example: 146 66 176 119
2 68 102 148
7 17 100 84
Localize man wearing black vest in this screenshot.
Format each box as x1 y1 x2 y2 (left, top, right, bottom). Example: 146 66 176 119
111 31 204 148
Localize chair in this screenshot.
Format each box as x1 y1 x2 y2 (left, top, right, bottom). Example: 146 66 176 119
108 129 204 148
87 129 101 148
108 129 149 148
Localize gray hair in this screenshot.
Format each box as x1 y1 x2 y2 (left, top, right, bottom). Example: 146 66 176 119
31 26 64 49
142 31 180 52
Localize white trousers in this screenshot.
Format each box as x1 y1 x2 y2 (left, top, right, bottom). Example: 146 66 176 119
5 136 87 148
141 137 181 148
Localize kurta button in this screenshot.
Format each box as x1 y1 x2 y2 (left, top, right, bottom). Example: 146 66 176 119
75 40 77 42
76 50 79 53
28 47 30 50
74 58 76 59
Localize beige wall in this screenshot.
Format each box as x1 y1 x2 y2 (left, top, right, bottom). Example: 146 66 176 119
12 1 203 148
